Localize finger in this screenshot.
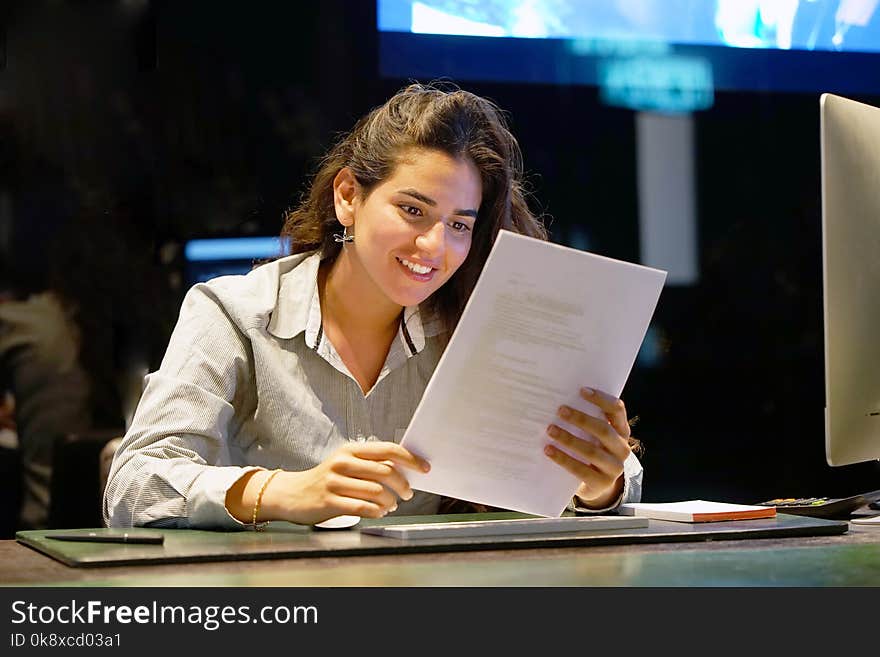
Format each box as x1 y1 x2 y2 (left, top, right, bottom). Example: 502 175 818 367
579 387 630 438
557 405 630 461
546 424 623 478
324 495 390 520
333 456 414 501
543 443 616 491
327 475 398 511
348 441 431 473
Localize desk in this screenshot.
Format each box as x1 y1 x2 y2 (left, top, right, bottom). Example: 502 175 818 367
3 523 880 586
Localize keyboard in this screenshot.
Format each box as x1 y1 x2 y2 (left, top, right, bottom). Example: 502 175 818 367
360 515 648 539
755 489 880 519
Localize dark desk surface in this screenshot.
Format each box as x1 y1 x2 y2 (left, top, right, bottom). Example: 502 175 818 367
4 520 880 587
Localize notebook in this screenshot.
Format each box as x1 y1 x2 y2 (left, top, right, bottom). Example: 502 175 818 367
359 515 648 539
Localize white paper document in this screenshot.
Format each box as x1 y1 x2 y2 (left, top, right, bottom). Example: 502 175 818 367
401 230 667 517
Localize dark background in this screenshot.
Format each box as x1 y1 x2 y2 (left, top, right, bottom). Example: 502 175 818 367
2 0 878 521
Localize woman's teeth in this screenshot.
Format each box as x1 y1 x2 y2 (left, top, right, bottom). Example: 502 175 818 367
399 258 432 274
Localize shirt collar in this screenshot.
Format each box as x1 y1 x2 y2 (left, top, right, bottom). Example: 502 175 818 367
400 304 443 355
267 252 322 342
267 251 445 355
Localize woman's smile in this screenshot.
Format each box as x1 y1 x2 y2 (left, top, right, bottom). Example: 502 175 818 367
396 256 437 281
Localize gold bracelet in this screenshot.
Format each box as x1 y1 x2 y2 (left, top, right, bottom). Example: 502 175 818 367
252 469 282 531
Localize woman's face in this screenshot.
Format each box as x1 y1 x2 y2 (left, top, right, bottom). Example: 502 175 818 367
335 147 482 309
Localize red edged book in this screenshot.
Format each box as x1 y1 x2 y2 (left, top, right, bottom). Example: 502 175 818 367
619 500 777 523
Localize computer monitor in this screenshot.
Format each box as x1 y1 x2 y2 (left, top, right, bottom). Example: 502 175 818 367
820 93 880 467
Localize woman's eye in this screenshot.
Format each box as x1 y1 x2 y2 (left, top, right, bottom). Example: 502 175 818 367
449 221 471 233
400 205 422 217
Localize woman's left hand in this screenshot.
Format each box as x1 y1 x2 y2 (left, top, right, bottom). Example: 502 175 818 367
544 387 632 510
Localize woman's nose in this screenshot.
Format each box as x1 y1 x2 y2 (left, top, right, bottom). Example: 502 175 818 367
415 220 446 255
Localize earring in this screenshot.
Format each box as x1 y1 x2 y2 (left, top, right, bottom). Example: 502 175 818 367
332 225 354 244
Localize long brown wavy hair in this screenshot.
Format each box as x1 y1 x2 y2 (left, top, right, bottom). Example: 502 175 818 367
280 82 548 334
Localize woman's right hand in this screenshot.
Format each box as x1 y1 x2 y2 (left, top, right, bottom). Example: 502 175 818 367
255 441 430 526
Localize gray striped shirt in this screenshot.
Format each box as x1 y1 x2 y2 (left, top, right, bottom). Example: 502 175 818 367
103 251 642 529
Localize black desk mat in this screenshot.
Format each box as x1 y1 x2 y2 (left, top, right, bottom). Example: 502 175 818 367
16 511 848 568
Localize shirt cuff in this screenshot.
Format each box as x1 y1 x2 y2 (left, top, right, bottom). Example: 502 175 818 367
187 465 266 530
569 451 644 514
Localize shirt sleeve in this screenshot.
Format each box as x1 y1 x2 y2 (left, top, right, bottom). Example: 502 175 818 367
568 450 644 514
102 283 261 529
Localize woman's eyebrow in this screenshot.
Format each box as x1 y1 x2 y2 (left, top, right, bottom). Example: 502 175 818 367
398 189 478 218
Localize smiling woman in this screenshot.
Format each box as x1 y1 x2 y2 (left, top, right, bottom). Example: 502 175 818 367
103 82 644 530
330 149 481 316
317 148 482 394
281 82 548 333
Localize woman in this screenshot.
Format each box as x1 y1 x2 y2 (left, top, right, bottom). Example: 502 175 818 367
103 83 643 529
